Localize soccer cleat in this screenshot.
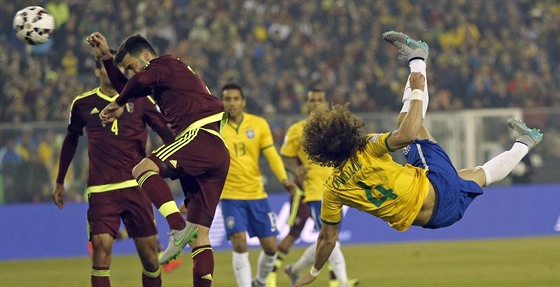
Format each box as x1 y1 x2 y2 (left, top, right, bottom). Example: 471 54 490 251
285 265 300 287
382 31 429 61
266 271 277 287
329 278 361 287
251 278 266 287
507 118 543 150
159 222 198 265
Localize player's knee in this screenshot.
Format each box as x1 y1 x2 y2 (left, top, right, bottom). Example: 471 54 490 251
132 158 157 179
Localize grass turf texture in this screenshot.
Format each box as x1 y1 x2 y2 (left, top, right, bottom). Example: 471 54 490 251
1 236 558 287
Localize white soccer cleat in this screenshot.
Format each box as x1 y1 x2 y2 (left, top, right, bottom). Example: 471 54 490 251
159 222 198 265
285 265 300 287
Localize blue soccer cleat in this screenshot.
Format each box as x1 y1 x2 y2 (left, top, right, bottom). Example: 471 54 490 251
382 31 429 61
507 117 543 149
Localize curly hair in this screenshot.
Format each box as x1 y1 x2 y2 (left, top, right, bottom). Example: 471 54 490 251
302 104 367 168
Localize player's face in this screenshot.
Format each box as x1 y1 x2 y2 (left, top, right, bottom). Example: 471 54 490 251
305 91 328 114
222 89 246 118
95 65 111 86
120 53 148 78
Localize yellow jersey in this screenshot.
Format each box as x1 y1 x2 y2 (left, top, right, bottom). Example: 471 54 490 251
280 119 332 202
221 113 287 200
321 132 431 231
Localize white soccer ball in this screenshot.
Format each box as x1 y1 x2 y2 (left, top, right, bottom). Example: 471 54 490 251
13 6 55 45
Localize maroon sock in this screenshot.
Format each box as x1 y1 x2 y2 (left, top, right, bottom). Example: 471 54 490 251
142 267 162 287
192 245 214 287
137 171 185 230
91 266 110 287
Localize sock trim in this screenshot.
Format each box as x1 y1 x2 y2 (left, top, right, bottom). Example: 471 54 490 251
143 265 162 278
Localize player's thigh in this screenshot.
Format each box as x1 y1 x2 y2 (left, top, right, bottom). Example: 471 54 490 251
245 199 279 239
220 200 250 237
458 167 487 187
119 187 158 238
132 235 159 270
87 192 122 238
132 157 160 179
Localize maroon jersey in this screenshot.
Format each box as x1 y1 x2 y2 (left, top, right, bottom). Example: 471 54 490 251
58 87 173 187
104 55 224 135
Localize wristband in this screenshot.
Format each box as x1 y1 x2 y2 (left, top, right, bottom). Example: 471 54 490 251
410 89 423 101
310 266 321 277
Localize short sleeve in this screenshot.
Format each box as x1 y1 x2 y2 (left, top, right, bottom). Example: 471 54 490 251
320 188 343 224
364 132 392 157
280 123 301 157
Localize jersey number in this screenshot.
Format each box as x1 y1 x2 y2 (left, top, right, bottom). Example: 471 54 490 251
233 142 246 157
111 120 119 135
357 182 397 207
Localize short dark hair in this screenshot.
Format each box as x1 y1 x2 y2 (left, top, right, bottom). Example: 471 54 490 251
115 34 157 64
221 83 245 99
308 88 325 94
94 49 117 69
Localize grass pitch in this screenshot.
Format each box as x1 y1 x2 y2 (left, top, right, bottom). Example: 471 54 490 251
1 236 558 287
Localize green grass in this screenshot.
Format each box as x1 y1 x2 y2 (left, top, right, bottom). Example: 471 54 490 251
1 236 558 287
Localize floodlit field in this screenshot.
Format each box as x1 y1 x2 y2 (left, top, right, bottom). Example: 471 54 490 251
1 236 558 287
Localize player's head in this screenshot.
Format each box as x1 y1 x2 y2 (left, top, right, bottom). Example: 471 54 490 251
221 83 246 118
94 49 117 85
115 34 157 77
305 88 328 115
302 104 367 167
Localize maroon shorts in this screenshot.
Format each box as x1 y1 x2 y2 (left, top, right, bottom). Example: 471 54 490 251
149 128 230 227
87 187 157 239
289 195 311 237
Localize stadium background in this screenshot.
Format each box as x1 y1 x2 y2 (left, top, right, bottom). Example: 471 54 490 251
0 0 559 285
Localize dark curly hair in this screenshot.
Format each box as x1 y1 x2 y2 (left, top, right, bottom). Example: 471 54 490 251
302 104 367 168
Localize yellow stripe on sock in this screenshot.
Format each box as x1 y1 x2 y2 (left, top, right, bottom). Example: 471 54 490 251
143 266 162 278
158 201 181 218
191 247 212 258
137 171 158 188
91 269 110 277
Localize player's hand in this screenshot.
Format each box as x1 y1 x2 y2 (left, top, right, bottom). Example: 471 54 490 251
409 72 425 91
99 101 124 126
294 273 317 287
52 183 65 209
179 203 187 215
281 179 297 195
87 32 112 60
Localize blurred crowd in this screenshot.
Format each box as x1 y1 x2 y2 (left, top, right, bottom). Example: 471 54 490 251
1 0 559 123
1 0 559 203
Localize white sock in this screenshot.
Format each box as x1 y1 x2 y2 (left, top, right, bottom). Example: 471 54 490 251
232 251 252 287
482 142 529 185
400 59 429 118
328 242 349 286
256 251 277 283
290 242 316 274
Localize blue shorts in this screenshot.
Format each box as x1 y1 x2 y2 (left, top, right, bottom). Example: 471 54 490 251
404 139 484 229
220 199 279 238
307 201 322 231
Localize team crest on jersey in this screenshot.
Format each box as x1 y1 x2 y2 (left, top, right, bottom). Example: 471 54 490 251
367 134 380 143
125 102 134 113
226 216 236 229
246 129 255 139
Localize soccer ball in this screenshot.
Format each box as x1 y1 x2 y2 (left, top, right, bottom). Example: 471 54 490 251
13 6 55 45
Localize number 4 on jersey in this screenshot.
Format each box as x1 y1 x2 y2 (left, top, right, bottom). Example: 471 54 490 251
357 181 397 207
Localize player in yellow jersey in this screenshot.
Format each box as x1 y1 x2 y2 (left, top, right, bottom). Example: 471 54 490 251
278 89 358 287
294 31 543 286
220 83 296 287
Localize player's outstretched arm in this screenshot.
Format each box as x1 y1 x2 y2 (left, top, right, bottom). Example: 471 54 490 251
295 223 339 286
386 72 425 151
99 101 124 126
52 131 80 209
